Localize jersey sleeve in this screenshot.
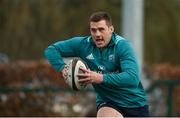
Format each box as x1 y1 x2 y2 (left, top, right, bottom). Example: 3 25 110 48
44 37 83 72
103 40 140 88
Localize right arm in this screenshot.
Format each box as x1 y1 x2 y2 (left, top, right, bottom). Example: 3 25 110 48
44 37 84 72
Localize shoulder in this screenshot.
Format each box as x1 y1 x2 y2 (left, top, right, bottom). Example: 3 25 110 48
67 36 88 42
54 36 90 45
113 34 135 56
67 36 93 51
68 36 91 44
113 34 132 49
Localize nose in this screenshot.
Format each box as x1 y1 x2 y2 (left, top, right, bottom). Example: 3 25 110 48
95 30 101 37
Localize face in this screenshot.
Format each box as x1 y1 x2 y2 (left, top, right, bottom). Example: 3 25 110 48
90 20 114 49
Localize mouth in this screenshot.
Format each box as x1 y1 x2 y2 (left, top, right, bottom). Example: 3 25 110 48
95 38 104 45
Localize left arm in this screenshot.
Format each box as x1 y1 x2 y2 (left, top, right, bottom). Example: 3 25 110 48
78 40 140 88
103 40 140 88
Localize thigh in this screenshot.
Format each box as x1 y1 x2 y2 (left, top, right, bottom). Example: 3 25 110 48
97 106 123 117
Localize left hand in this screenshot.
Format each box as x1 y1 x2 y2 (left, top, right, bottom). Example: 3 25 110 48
77 67 103 86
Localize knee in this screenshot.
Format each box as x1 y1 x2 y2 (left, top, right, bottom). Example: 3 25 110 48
97 106 123 117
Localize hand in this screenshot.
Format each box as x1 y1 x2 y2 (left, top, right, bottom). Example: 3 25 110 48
62 65 70 84
77 67 103 86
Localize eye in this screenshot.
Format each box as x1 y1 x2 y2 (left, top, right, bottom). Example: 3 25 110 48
91 28 96 32
98 28 105 32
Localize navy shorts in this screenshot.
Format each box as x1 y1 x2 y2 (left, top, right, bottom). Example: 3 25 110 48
97 102 149 117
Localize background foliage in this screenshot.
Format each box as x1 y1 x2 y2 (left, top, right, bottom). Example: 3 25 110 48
0 0 179 65
144 0 180 65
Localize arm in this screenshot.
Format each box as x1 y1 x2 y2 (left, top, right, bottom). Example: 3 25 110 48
103 40 140 88
44 37 83 72
77 40 140 88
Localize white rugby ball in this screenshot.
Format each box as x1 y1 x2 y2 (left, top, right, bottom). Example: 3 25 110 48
66 58 88 91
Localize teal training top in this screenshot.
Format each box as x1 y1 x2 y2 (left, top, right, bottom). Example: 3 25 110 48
44 33 148 108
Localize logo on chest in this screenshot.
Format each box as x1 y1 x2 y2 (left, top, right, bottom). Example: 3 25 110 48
98 65 105 71
109 54 115 62
86 53 94 60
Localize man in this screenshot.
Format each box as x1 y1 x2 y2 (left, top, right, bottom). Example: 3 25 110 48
44 11 149 117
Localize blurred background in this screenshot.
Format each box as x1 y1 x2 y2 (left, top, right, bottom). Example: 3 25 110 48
0 0 180 117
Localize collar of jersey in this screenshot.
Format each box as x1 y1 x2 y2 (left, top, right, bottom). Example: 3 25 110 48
88 32 117 47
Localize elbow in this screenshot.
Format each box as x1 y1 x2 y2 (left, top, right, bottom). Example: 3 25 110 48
44 47 49 59
128 70 140 87
44 46 54 59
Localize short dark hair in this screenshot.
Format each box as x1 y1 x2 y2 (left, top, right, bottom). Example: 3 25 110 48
89 11 112 26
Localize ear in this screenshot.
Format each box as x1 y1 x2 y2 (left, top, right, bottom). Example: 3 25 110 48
110 25 114 32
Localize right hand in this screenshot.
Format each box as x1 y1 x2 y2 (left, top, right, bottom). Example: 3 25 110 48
62 65 70 84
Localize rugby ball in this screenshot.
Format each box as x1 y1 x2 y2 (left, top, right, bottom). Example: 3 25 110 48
66 58 88 91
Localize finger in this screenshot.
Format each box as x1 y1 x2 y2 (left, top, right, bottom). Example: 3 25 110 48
79 81 89 86
80 81 91 86
78 78 91 83
77 73 90 77
79 81 90 86
79 67 90 73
